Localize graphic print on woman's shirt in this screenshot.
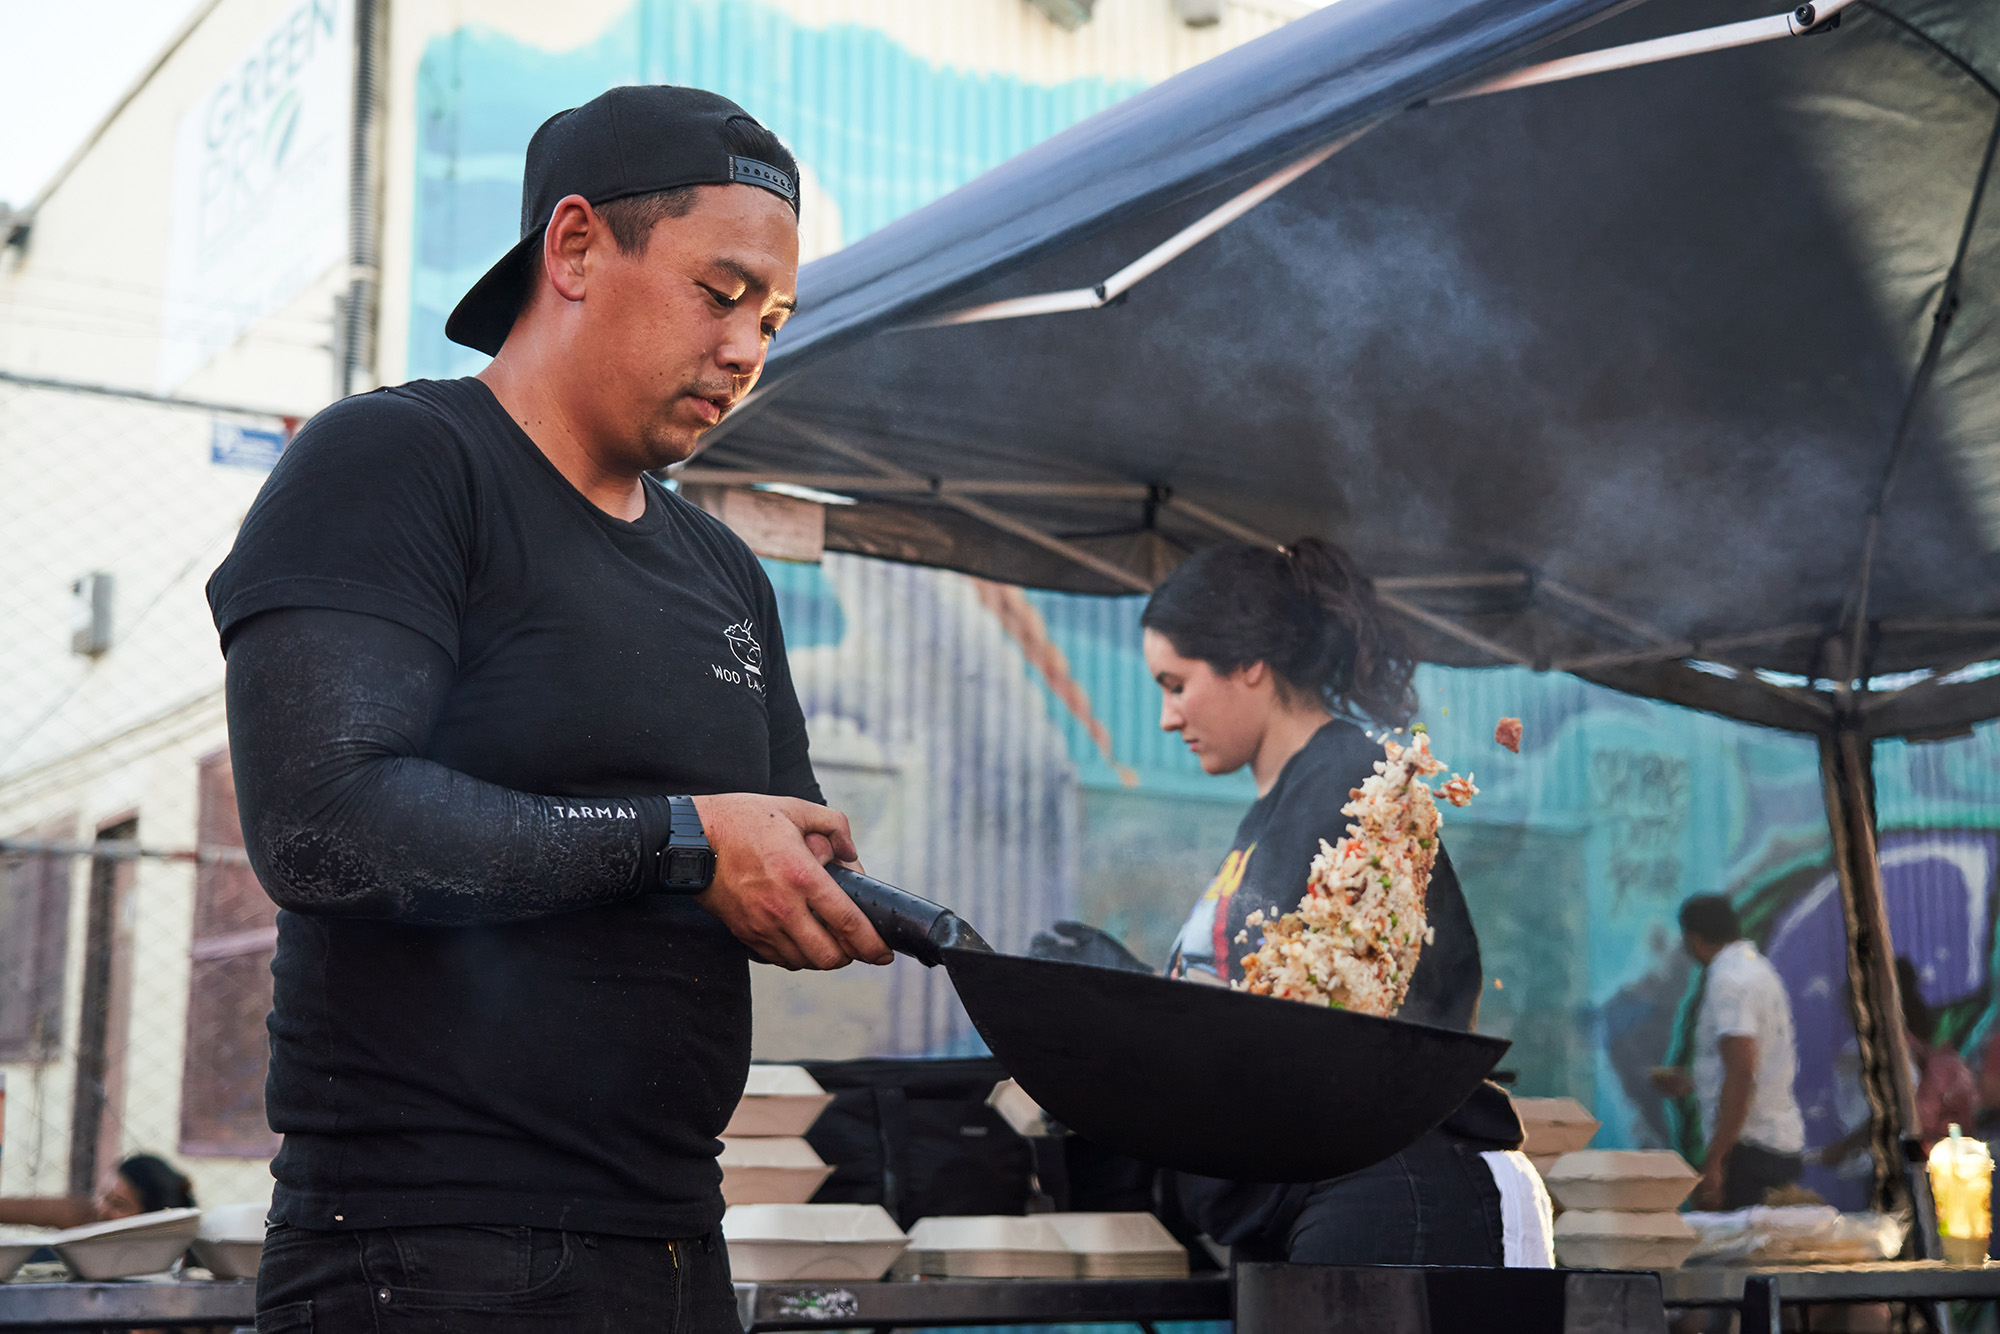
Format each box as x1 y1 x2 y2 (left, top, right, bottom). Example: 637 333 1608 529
1167 843 1256 979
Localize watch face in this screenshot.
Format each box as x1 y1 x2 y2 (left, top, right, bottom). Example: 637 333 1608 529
663 846 716 889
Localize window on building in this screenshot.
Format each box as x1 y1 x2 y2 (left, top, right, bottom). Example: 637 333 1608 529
0 819 74 1064
178 750 280 1158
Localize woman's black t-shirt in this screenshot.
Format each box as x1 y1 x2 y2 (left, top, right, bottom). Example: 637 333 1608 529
1164 719 1482 1030
1165 720 1508 1247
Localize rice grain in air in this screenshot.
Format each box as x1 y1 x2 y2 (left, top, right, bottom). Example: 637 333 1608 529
1234 727 1478 1017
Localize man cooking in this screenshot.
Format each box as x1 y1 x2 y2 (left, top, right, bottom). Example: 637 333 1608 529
207 86 889 1331
1650 895 1805 1210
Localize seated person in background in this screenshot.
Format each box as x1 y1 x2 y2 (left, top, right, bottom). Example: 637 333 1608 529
1649 896 1805 1210
1980 1015 2000 1148
0 1153 195 1228
1899 957 1976 1153
1821 956 1975 1170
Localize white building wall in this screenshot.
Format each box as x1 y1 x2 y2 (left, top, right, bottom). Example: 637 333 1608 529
0 0 347 415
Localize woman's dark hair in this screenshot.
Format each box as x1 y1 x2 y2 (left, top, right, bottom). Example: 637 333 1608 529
117 1154 195 1214
1140 538 1417 727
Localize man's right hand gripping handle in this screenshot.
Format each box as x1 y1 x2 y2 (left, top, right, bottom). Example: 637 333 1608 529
691 794 891 971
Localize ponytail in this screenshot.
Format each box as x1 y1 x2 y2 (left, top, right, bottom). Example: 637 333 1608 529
1141 538 1416 728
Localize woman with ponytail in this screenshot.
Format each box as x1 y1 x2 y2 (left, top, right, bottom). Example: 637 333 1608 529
1142 538 1546 1268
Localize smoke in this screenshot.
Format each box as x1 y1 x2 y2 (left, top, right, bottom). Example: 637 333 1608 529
773 12 1998 672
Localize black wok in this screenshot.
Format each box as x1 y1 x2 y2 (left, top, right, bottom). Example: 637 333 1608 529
832 867 1509 1183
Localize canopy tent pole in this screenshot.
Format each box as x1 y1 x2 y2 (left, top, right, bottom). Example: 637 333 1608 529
1551 624 1824 673
903 128 1372 331
1817 725 1936 1245
900 0 1859 334
768 415 1156 593
1816 103 2000 1238
1439 0 1854 102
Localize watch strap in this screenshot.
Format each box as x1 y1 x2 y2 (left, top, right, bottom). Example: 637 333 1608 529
666 795 709 847
655 795 716 893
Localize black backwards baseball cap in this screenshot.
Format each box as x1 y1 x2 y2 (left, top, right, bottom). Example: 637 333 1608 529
445 85 801 356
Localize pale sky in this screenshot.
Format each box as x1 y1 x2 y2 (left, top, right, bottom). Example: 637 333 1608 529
0 0 209 209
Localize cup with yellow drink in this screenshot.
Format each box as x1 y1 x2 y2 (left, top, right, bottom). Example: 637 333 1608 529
1928 1125 1993 1266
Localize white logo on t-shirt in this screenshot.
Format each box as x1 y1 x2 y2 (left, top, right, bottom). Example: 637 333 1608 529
710 619 767 697
724 620 763 675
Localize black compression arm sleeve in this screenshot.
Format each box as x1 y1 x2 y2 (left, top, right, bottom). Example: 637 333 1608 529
225 607 677 925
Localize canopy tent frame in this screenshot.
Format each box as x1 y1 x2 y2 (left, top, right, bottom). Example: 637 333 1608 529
676 0 2000 1229
840 0 1860 336
692 438 1925 1211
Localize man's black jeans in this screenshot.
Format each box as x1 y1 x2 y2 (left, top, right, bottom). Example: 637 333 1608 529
255 1221 740 1333
1722 1142 1804 1211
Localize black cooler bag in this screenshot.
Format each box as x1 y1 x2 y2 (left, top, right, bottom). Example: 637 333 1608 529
798 1057 1032 1227
797 1057 1158 1229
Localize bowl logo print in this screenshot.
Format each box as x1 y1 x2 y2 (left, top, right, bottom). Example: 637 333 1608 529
725 620 763 675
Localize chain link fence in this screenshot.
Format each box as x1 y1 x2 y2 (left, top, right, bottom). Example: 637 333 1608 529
0 373 287 1216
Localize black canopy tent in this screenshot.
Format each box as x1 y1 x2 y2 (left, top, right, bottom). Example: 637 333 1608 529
683 0 2000 1214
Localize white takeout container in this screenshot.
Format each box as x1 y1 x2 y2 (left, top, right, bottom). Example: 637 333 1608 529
51 1207 201 1280
719 1136 835 1206
1544 1150 1699 1214
725 1065 837 1139
1514 1097 1602 1164
723 1203 907 1281
903 1215 1079 1279
1554 1209 1700 1270
0 1230 56 1283
987 1079 1059 1139
1044 1212 1189 1279
191 1202 268 1280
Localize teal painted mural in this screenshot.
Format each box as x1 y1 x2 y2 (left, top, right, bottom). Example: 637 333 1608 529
761 549 2000 1209
410 0 1145 380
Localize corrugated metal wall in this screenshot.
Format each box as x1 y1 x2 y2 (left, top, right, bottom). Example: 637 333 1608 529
765 554 1079 1055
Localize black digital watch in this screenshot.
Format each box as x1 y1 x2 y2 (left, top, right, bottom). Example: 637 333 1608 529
655 795 717 892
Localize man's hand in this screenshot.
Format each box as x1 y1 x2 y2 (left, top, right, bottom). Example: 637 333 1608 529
691 794 891 970
1693 1161 1726 1210
1649 1066 1694 1099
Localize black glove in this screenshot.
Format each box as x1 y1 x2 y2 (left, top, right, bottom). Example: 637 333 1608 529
1027 920 1154 974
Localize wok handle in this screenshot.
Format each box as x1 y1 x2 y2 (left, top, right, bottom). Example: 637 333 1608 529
829 866 992 967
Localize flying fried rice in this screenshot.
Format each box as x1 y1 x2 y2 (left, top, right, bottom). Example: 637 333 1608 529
1235 728 1477 1016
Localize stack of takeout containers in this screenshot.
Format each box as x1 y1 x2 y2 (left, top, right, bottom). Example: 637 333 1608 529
1046 1213 1190 1279
0 1230 55 1282
191 1202 269 1279
50 1208 203 1279
719 1064 837 1207
1513 1097 1602 1179
896 1213 1190 1279
720 1065 911 1280
1546 1150 1701 1270
722 1203 908 1281
900 1215 1078 1278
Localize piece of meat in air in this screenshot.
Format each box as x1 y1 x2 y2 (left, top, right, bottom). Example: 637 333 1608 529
1494 717 1523 754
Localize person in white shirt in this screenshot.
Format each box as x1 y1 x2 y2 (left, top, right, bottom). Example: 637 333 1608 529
1649 895 1806 1210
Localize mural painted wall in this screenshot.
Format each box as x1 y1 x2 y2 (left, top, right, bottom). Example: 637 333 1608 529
407 0 1158 381
1020 587 2000 1208
753 552 2000 1211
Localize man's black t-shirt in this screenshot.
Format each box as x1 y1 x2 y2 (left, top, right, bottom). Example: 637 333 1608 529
1164 719 1481 1029
206 377 818 1237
